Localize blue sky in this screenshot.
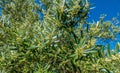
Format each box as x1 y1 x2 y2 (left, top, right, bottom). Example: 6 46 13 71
89 0 120 21
89 0 120 49
0 8 1 16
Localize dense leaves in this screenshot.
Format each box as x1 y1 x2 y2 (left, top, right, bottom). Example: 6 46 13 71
0 0 120 73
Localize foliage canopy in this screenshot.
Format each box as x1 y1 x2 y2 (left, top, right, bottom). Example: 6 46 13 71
0 0 120 73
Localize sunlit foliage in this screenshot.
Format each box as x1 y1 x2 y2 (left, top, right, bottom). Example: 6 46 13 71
0 0 120 73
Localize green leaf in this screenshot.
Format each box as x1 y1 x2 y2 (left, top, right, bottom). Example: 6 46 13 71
115 43 120 53
107 44 111 56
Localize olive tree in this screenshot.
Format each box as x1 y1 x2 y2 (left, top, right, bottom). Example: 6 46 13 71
0 0 120 73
